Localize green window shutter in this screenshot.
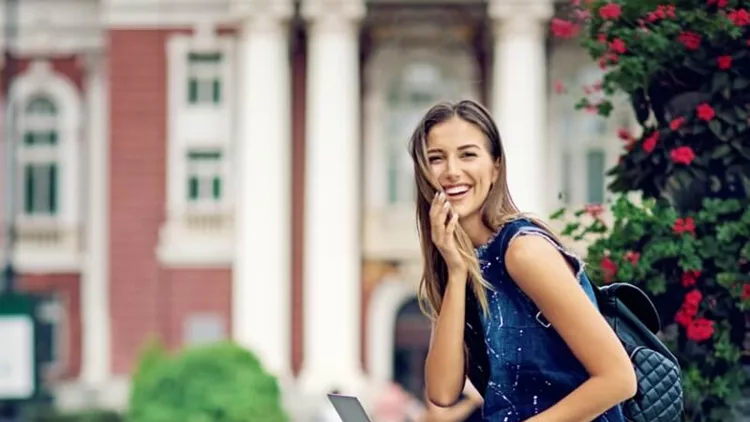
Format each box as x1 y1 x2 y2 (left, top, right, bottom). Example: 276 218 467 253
212 177 221 199
213 80 221 104
586 149 606 204
188 177 199 200
49 163 58 214
188 79 199 103
24 165 34 214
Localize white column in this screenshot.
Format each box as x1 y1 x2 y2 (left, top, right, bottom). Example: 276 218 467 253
81 53 111 387
490 0 553 216
298 0 367 395
232 7 293 378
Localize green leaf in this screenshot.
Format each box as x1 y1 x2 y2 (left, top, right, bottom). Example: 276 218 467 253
708 120 725 140
712 72 729 94
732 78 749 90
711 145 732 159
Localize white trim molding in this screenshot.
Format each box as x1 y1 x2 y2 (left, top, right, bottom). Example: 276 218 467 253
0 0 103 57
103 0 234 28
157 23 236 268
7 60 83 273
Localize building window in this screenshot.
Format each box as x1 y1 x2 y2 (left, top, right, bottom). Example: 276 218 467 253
187 52 222 105
586 149 606 204
186 149 223 207
19 97 60 217
36 294 65 374
386 61 446 205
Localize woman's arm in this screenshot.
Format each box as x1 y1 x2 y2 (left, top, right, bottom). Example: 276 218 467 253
505 235 637 422
423 380 483 422
424 396 481 422
424 271 468 407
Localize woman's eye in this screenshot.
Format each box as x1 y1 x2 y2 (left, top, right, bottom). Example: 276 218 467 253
462 152 477 159
427 156 442 163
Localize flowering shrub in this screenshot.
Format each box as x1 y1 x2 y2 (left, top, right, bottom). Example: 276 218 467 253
553 197 750 421
550 1 750 420
552 0 750 204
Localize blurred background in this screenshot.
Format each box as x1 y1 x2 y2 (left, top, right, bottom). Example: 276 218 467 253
0 0 746 421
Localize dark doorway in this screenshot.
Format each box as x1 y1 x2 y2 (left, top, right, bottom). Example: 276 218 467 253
392 297 431 399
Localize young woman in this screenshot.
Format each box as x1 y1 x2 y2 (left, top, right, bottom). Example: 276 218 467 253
409 100 637 422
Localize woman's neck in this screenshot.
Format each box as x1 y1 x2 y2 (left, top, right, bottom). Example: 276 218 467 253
460 213 495 248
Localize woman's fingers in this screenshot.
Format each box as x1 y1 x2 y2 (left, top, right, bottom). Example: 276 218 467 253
446 208 459 237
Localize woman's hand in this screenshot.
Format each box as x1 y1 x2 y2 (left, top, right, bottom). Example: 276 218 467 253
430 192 466 276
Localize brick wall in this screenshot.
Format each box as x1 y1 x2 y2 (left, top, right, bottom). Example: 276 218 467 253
108 29 231 375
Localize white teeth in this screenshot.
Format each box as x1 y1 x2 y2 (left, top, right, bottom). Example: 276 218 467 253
445 185 470 195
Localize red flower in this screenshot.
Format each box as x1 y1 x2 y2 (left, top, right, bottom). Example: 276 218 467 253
728 9 750 26
643 131 658 153
624 251 640 266
584 203 605 218
678 32 702 50
617 128 632 141
686 318 714 342
681 270 702 288
717 55 732 70
685 289 703 308
696 103 715 121
742 284 750 300
609 38 627 54
647 5 676 22
600 256 618 283
554 80 566 94
708 0 729 7
550 18 581 39
599 3 622 20
669 116 686 131
673 217 696 235
670 146 696 165
674 309 693 327
675 289 701 327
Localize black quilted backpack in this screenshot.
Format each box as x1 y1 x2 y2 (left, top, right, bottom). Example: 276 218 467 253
593 282 683 422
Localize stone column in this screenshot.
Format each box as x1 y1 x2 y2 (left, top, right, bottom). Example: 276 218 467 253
81 53 111 388
232 1 293 378
490 0 553 216
298 0 367 396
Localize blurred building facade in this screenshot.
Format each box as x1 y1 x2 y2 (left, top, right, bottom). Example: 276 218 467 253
0 0 632 418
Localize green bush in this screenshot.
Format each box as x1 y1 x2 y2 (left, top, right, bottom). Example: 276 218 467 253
128 340 288 422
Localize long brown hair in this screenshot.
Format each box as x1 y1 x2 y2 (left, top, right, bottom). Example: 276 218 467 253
408 100 553 319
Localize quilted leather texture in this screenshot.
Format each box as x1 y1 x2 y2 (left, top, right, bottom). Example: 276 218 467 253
625 347 683 422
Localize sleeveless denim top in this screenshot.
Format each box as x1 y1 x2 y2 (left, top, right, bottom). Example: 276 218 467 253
464 218 625 422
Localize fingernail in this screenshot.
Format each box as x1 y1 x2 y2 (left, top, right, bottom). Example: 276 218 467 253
443 201 450 209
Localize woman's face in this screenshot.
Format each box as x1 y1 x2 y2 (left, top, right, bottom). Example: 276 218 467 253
425 116 499 221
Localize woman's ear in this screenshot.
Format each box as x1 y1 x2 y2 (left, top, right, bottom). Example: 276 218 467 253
492 158 501 184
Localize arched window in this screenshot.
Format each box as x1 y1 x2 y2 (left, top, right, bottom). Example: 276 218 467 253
18 95 61 216
385 61 446 205
392 297 431 398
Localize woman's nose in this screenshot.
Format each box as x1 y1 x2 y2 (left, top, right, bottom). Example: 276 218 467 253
444 157 460 179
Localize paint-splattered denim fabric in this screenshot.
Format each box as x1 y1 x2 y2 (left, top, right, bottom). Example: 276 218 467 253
473 218 625 422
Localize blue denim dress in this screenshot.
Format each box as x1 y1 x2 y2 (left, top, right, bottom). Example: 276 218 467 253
465 218 625 422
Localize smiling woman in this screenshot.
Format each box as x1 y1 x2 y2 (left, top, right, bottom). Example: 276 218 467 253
408 100 636 422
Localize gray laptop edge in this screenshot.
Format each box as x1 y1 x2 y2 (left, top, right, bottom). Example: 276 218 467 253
327 394 372 422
